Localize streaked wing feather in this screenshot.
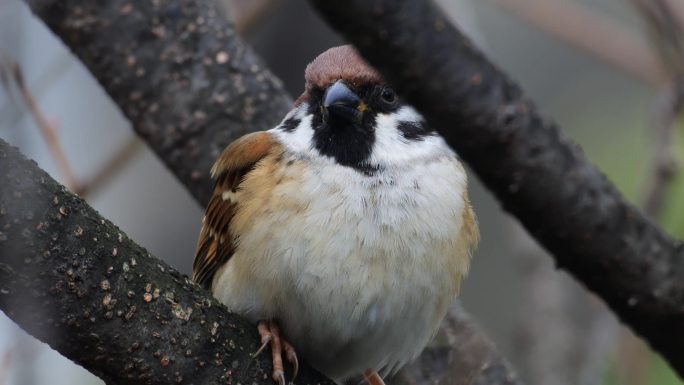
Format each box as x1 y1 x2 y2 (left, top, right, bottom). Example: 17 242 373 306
192 132 277 289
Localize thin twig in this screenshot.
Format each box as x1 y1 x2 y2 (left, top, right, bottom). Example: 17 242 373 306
672 1 684 31
0 56 79 191
634 0 684 76
1 55 142 198
491 0 666 86
0 349 12 385
0 57 21 107
75 137 142 197
641 87 682 217
634 0 684 218
227 0 280 33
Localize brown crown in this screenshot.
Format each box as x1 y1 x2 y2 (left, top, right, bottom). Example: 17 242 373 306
296 45 384 104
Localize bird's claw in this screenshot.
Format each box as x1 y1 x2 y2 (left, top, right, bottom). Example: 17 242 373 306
273 369 286 385
254 320 298 385
253 323 273 357
283 340 299 381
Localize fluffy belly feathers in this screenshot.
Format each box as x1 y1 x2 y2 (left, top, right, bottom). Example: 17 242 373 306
211 154 472 381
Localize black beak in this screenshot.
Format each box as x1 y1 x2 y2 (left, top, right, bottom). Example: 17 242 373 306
323 80 362 124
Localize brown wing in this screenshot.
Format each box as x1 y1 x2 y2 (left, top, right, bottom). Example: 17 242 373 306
192 131 278 289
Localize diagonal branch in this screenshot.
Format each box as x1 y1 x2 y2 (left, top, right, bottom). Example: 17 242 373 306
0 138 331 385
24 0 293 205
307 0 684 379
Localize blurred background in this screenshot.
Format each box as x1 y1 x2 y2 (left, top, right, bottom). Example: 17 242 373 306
0 0 682 384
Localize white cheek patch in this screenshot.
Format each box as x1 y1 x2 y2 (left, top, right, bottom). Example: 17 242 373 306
394 106 423 123
370 106 453 166
271 103 318 156
283 114 316 153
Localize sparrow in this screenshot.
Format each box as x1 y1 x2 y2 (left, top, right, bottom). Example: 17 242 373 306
193 45 479 385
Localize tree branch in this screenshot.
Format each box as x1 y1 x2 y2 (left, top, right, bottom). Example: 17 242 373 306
24 0 293 205
0 138 330 385
395 302 522 385
307 0 684 378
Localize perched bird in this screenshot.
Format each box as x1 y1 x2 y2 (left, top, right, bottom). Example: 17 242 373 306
193 45 479 385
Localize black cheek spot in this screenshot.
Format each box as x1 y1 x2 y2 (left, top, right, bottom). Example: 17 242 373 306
279 117 301 132
398 121 435 141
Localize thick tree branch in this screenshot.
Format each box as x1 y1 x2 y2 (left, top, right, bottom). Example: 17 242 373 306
307 0 684 378
12 1 523 384
24 0 292 205
0 138 329 385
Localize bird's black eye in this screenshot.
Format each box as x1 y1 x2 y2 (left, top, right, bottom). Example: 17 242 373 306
380 87 397 104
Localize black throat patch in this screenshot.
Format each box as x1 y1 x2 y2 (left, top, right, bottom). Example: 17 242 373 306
309 102 376 173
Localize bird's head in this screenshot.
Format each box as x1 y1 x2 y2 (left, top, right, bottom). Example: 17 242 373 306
275 45 450 174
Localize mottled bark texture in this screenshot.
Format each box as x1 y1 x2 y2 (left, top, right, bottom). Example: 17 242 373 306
0 139 329 385
24 0 292 205
308 0 684 378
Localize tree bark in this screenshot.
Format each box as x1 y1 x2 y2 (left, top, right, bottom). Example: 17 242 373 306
394 302 523 385
307 0 684 378
24 0 292 205
0 138 329 385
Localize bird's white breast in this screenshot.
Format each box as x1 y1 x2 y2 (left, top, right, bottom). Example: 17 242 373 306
212 130 471 382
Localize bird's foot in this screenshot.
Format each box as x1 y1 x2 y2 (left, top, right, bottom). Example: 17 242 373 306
363 370 385 385
254 320 299 385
